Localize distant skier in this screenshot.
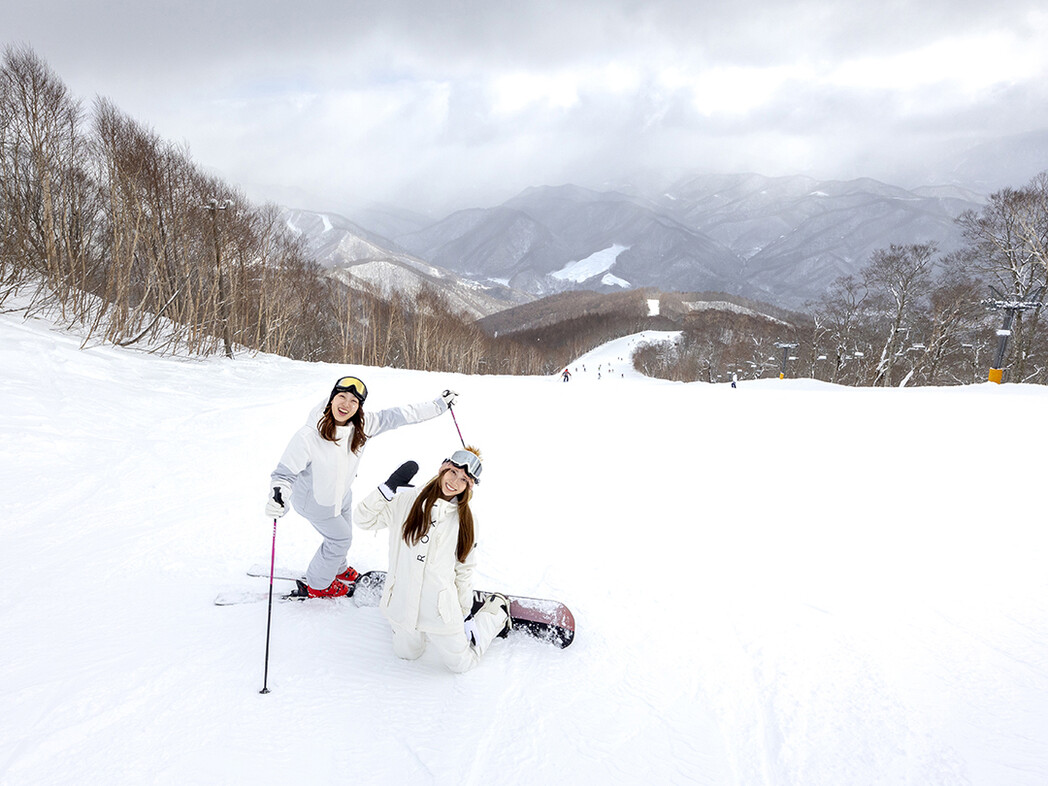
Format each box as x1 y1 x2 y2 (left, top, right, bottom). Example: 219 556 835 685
731 372 738 389
265 375 457 598
355 447 510 672
562 368 571 382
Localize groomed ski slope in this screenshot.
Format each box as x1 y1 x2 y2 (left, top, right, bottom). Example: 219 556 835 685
1 312 1046 786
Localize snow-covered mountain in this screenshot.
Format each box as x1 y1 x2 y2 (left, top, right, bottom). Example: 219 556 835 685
649 173 983 303
337 174 985 309
393 184 747 298
283 208 410 266
3 307 1047 784
282 208 531 318
286 155 1048 312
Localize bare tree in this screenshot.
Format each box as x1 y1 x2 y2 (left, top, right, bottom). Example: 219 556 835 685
1 45 96 314
862 243 936 386
1010 172 1048 273
809 275 872 384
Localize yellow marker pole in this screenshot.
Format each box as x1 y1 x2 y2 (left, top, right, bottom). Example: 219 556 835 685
988 368 1004 384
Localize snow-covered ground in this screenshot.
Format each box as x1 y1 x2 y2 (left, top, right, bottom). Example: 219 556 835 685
564 330 681 382
2 309 1047 785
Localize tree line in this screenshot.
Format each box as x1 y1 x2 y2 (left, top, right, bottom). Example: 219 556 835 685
0 46 549 374
633 174 1048 386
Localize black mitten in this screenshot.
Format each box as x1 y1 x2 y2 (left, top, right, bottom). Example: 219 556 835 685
384 461 419 494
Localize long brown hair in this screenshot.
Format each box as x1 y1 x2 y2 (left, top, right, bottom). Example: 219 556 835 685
317 403 367 454
402 470 475 562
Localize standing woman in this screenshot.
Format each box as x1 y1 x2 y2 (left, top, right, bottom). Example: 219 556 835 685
355 448 510 672
266 375 457 598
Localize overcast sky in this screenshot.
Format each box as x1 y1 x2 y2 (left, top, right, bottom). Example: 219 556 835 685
7 1 1048 216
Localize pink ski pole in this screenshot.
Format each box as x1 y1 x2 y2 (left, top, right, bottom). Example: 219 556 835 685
449 403 466 448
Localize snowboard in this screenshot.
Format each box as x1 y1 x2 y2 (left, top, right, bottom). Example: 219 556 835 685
353 570 575 649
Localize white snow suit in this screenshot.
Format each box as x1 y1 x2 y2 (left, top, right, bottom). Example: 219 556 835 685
355 485 505 672
270 397 447 589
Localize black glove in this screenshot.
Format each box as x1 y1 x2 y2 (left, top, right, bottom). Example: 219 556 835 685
382 461 419 497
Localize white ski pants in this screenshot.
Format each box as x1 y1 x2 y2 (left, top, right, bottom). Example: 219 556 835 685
389 606 504 673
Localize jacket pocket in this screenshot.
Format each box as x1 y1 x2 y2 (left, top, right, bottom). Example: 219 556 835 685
437 589 458 624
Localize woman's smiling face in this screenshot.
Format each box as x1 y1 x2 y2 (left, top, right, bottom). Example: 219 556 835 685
330 392 360 425
440 465 471 497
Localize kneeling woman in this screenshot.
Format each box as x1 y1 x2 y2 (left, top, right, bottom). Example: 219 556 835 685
355 448 509 672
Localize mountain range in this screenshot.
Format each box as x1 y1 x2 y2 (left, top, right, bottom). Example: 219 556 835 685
281 208 531 319
284 170 996 314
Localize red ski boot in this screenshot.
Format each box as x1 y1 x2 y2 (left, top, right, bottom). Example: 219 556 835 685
306 579 351 599
335 566 360 583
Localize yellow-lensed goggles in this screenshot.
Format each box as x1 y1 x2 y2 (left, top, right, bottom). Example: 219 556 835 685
332 376 367 402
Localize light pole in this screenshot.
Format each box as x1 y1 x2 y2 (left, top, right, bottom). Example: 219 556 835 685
203 197 234 359
981 286 1043 383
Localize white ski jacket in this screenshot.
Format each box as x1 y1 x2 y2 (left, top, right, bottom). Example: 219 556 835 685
270 397 447 521
355 485 476 635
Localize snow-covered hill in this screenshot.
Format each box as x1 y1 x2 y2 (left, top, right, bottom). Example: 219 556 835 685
2 310 1046 785
283 208 531 319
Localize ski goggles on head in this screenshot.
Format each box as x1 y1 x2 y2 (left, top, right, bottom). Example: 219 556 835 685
446 449 482 484
332 375 367 403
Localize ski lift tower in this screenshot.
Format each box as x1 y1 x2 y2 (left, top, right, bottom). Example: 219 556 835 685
775 342 798 379
981 285 1044 383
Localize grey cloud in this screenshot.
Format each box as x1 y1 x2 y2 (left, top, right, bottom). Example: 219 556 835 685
16 1 1042 75
6 1 1048 214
